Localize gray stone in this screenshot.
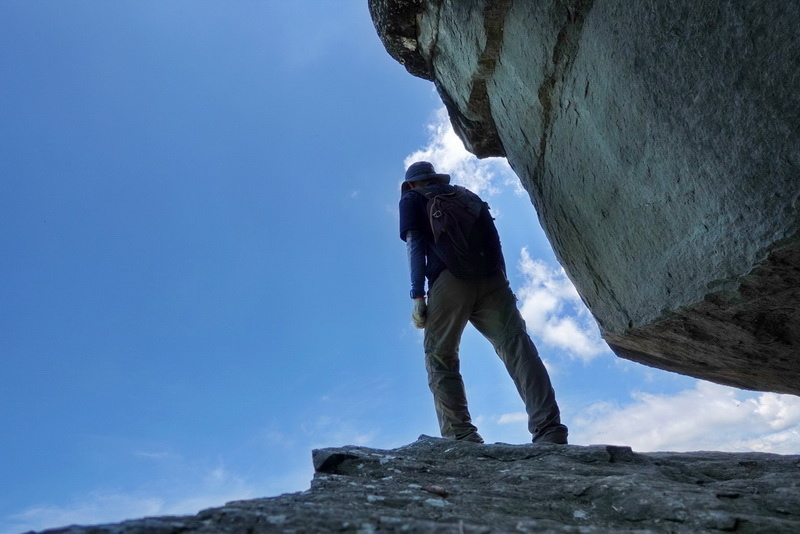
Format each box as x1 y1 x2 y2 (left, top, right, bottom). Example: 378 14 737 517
35 436 800 533
368 0 800 395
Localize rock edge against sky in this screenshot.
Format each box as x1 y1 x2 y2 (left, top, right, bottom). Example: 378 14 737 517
38 435 800 533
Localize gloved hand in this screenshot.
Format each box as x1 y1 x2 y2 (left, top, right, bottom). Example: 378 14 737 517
411 297 427 329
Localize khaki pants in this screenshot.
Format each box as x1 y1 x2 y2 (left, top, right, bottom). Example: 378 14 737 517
424 270 567 443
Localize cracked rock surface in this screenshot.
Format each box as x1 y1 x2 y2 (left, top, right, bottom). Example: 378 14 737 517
369 0 800 394
38 436 800 533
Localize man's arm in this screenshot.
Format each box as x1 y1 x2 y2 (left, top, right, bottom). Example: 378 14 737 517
405 229 426 299
406 229 427 328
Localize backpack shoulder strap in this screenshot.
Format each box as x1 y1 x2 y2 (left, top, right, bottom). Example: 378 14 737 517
411 184 451 197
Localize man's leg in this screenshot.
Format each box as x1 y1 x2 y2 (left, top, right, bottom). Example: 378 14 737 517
424 271 482 441
471 272 568 444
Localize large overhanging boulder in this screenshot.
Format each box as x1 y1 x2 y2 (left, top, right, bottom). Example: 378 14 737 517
369 0 800 395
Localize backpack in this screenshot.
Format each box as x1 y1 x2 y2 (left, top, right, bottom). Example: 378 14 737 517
413 184 501 279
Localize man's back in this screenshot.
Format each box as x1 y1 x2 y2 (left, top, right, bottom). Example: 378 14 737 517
406 183 504 280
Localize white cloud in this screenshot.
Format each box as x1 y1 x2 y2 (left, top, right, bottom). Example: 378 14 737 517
516 247 610 361
497 412 527 425
488 382 800 454
403 107 515 197
570 381 800 453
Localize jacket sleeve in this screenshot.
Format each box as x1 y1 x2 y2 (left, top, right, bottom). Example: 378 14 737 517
405 230 427 299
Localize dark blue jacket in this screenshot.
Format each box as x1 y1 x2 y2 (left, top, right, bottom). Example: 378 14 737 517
399 184 504 298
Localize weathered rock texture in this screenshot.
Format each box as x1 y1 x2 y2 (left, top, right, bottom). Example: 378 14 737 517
39 436 800 533
368 0 800 394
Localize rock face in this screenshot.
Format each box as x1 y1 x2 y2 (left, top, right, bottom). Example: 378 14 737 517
39 436 800 533
368 0 800 395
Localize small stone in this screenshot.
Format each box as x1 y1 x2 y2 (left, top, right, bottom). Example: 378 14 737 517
421 485 449 497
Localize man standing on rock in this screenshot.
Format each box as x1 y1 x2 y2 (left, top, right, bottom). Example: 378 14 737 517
399 161 568 445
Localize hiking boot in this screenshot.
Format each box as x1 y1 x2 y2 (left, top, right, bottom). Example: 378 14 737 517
456 431 485 444
533 428 568 445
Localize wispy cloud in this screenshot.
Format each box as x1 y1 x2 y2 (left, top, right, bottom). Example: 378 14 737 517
403 107 514 197
6 493 166 534
301 415 378 451
516 247 610 361
570 381 800 453
5 462 258 534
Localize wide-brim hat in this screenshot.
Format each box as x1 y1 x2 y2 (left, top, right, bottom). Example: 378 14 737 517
401 161 451 196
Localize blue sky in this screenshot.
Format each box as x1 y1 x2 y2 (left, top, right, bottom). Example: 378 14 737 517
1 2 799 532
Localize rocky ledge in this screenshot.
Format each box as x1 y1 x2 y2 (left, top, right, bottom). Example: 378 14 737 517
39 435 800 533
